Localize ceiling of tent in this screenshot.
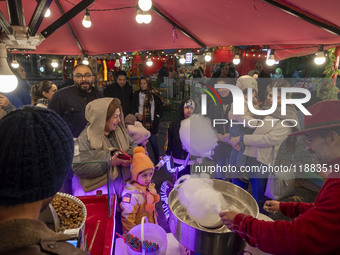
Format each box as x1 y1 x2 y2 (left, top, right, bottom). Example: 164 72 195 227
0 0 339 59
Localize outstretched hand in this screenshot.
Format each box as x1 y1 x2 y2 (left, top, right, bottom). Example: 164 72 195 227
219 210 239 230
263 200 280 213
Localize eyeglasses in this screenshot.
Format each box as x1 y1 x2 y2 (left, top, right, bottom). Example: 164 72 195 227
303 135 319 147
74 73 93 79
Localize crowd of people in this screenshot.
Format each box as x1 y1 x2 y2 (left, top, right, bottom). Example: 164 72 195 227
1 60 340 255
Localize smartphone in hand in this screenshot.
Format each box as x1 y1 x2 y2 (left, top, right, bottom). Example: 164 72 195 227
110 149 131 161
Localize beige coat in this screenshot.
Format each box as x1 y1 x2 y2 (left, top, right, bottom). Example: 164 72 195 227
120 181 158 232
243 116 294 165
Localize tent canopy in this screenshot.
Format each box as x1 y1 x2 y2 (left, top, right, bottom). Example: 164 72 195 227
0 0 339 59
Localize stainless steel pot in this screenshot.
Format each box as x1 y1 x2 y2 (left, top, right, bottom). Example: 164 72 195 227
169 179 259 255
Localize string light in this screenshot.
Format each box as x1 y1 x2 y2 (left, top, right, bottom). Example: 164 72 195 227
143 11 152 24
0 43 18 93
11 57 19 69
136 9 152 24
146 57 153 66
204 52 212 62
44 8 51 17
179 55 185 64
82 56 89 65
82 9 92 28
266 49 276 66
233 53 240 65
314 45 326 65
138 0 152 11
51 59 59 68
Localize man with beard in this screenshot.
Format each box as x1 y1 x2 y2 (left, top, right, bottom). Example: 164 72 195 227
49 64 102 137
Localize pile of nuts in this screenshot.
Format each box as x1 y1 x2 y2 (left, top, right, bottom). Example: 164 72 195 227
51 194 84 231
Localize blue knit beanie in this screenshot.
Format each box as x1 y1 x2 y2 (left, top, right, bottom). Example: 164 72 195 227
0 106 74 205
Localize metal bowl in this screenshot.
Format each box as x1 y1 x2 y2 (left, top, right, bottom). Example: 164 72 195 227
168 179 259 255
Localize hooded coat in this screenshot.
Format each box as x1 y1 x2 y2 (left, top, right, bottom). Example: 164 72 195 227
120 181 159 232
73 98 136 195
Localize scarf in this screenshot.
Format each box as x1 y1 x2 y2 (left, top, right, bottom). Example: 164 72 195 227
142 90 153 130
36 98 49 107
132 182 160 212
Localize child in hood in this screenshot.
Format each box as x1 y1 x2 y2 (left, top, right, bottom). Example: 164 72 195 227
120 146 159 232
125 114 151 149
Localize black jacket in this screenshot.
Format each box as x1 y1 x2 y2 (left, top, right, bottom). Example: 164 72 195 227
48 85 102 137
131 89 163 134
103 82 133 117
165 99 188 160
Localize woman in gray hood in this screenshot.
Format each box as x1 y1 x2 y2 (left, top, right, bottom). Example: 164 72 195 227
73 97 136 197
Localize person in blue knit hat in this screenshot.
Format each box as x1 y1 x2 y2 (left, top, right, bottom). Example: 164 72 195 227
0 106 87 255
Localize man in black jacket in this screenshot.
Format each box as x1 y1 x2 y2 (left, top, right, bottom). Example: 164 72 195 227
104 70 133 117
48 64 102 138
48 64 102 194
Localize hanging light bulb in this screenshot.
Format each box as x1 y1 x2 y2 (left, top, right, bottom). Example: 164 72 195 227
82 56 89 65
146 58 153 66
204 52 212 62
136 9 144 24
82 9 92 28
233 53 240 65
51 59 59 68
115 59 120 68
143 11 152 24
138 0 152 11
44 8 51 17
0 43 18 93
314 45 326 65
179 55 185 64
11 59 19 69
266 49 275 66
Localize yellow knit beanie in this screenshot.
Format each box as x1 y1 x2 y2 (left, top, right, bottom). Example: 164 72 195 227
131 146 154 182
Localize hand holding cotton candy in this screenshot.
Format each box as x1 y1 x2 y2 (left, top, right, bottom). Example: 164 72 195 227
177 175 228 228
187 188 225 228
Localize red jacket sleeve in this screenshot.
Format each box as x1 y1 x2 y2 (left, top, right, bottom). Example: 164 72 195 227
279 201 314 218
232 178 340 255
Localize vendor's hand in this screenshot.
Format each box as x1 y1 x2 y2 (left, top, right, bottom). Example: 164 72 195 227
263 200 280 213
219 210 239 230
136 113 143 121
216 133 224 142
228 136 241 151
0 94 10 107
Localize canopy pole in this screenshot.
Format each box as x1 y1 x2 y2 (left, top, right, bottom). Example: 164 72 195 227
54 0 85 56
262 0 340 36
6 0 25 26
152 5 206 48
40 0 95 40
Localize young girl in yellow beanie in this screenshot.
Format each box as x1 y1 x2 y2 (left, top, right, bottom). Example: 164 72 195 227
120 146 160 232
